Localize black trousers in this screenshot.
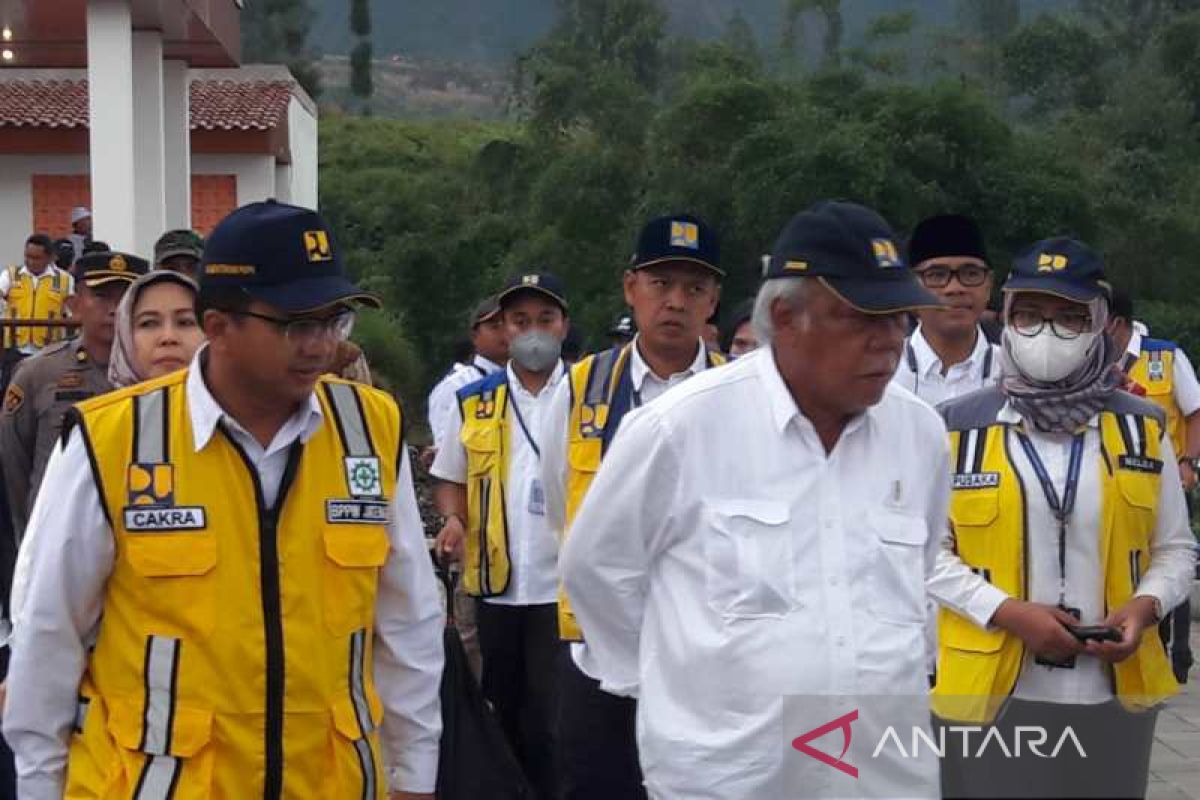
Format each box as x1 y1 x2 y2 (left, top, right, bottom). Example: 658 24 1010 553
556 647 646 800
476 601 560 800
936 699 1157 799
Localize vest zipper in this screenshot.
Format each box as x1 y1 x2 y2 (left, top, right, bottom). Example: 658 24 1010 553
220 427 304 800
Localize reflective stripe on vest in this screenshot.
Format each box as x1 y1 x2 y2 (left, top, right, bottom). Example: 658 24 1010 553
933 412 1178 723
349 628 379 799
134 635 183 800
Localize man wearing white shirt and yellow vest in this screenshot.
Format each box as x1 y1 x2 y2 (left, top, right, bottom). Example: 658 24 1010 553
929 239 1195 799
892 214 1000 406
541 214 724 800
432 271 570 799
0 234 74 355
3 201 444 800
562 202 951 799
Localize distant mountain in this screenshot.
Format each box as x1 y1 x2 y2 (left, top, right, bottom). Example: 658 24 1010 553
310 1 1071 64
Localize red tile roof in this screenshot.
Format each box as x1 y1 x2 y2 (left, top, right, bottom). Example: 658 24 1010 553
0 78 293 130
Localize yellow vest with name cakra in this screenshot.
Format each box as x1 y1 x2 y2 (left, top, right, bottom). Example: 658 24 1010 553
64 370 400 799
4 266 70 349
933 412 1178 724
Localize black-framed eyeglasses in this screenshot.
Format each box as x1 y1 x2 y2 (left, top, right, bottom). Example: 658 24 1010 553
232 309 356 342
1009 308 1093 340
914 263 991 288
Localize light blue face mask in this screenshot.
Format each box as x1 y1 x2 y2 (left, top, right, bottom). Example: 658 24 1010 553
510 330 562 373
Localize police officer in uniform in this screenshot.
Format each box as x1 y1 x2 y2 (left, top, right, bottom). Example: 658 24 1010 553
0 250 146 538
4 201 443 799
541 214 724 800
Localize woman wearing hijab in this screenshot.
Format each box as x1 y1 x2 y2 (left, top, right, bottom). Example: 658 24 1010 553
109 270 205 387
928 238 1196 799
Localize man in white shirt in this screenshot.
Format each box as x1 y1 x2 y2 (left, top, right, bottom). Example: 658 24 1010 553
542 214 724 800
432 271 570 799
892 214 1000 406
426 295 508 455
4 201 443 799
0 234 75 357
562 201 949 799
929 238 1195 799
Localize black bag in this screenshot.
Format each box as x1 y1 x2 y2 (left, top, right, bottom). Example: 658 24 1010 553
435 568 534 800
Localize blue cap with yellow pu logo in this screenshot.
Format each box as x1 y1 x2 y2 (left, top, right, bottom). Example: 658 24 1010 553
200 200 380 314
630 214 723 277
764 200 941 314
1004 237 1110 303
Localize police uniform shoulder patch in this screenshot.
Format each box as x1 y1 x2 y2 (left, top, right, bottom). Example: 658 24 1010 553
3 384 23 415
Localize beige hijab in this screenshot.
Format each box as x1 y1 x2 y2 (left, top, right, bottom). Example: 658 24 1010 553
108 270 200 388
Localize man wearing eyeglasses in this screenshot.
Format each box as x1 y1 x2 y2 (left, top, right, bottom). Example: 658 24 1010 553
3 201 443 800
891 214 1001 407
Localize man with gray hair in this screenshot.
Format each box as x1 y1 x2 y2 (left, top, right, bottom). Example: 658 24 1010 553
561 201 957 798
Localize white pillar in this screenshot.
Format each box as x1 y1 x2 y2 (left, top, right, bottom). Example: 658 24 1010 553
131 30 165 259
162 59 191 233
86 0 136 253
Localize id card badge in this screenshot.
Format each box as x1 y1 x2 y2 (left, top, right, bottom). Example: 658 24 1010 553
529 478 546 516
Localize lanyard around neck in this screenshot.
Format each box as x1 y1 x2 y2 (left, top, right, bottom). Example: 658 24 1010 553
1014 429 1086 606
508 391 541 459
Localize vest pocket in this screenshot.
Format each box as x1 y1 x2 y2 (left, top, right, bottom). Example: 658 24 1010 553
950 488 1001 528
104 695 215 800
703 499 796 619
331 695 386 800
123 535 217 638
567 437 602 474
323 526 390 635
463 424 500 475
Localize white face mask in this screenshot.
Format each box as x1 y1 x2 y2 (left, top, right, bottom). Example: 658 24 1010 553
1004 327 1099 383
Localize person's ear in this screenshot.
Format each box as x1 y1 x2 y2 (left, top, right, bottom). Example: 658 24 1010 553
622 271 638 307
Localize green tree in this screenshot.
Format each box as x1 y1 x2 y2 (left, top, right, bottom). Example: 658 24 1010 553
241 0 321 98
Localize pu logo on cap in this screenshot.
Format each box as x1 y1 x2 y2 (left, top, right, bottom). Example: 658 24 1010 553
1038 253 1068 272
522 275 540 286
670 221 700 250
784 260 809 272
304 230 333 262
871 239 902 269
109 255 127 272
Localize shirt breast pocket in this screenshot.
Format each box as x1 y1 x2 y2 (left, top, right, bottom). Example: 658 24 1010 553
703 499 797 620
866 510 928 626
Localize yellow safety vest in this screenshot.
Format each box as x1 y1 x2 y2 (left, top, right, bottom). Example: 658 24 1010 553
64 369 401 799
4 265 71 349
933 405 1178 724
558 343 725 641
457 371 513 598
1128 338 1186 458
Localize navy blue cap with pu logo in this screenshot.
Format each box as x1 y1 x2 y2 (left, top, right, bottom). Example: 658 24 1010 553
498 271 569 312
764 201 941 314
1004 237 1110 303
630 214 723 277
200 200 380 314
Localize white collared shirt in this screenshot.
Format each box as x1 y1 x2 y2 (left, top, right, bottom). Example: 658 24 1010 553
560 348 949 799
540 337 711 677
891 324 1000 408
0 264 76 354
1124 326 1200 417
431 360 565 606
5 348 444 797
928 402 1196 705
426 354 503 450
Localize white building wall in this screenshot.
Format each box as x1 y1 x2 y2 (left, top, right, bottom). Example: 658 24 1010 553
191 153 276 206
0 154 90 267
286 95 319 210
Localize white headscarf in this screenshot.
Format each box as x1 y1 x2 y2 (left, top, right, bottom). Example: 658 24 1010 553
109 270 200 388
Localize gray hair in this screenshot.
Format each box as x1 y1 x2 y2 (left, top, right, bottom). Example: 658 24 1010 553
751 277 810 344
